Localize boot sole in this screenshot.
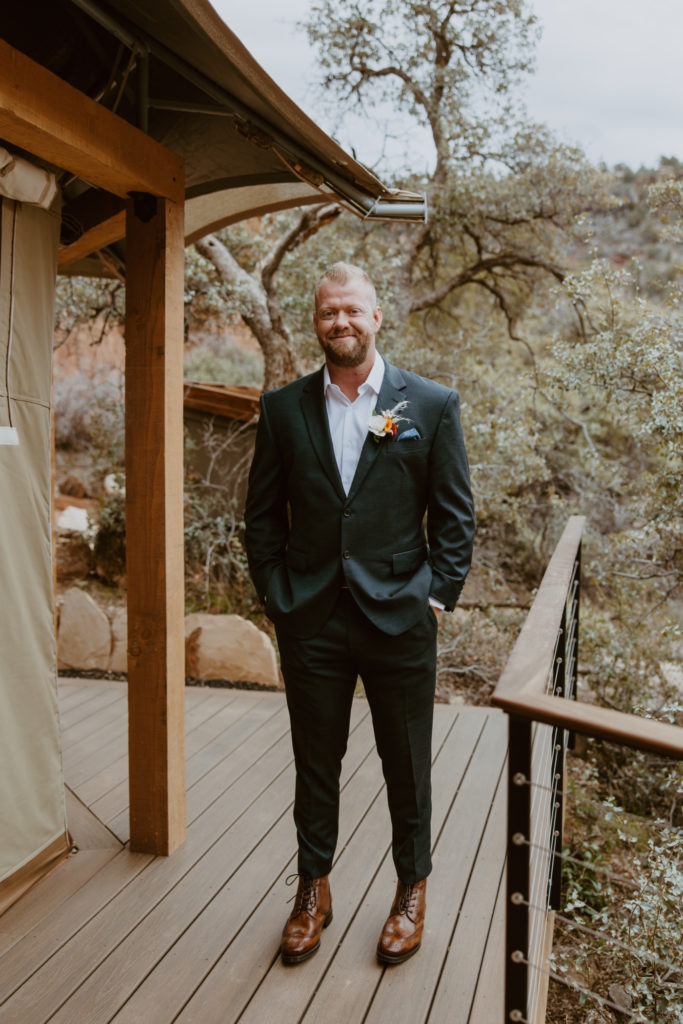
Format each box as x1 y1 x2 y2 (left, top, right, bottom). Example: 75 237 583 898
376 939 421 966
281 909 333 965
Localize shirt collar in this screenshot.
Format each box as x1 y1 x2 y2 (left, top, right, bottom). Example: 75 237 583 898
323 352 385 398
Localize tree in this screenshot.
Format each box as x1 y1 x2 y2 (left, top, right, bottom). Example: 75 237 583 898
191 0 608 389
192 204 341 391
303 0 608 336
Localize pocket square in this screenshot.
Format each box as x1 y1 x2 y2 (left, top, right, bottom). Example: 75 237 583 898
397 427 422 441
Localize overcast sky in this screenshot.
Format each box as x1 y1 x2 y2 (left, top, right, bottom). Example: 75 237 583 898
212 0 682 172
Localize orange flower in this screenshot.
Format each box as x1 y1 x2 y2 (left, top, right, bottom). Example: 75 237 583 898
368 401 410 440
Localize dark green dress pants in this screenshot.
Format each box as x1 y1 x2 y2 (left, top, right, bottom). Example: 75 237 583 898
276 590 438 884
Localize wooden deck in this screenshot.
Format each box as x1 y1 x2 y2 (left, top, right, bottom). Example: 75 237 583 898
0 680 507 1024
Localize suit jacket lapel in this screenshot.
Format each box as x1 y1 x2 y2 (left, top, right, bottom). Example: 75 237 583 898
347 361 407 501
300 367 346 501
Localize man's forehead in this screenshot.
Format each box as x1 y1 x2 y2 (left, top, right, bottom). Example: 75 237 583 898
315 279 377 308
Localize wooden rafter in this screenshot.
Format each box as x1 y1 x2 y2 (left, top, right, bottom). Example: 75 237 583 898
57 211 126 271
0 39 183 201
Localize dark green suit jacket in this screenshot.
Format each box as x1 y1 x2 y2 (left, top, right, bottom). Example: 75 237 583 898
244 360 475 638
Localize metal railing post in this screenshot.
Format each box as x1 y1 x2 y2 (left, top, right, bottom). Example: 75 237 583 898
549 544 581 912
506 714 532 1021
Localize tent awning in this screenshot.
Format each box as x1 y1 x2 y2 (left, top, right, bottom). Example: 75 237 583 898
1 0 425 274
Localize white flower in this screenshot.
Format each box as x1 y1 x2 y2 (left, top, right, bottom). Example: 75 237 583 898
368 401 410 439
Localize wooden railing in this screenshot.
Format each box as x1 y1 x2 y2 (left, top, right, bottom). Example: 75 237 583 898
491 515 683 1024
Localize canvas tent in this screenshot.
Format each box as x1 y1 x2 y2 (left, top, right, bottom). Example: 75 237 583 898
0 156 65 910
0 0 425 910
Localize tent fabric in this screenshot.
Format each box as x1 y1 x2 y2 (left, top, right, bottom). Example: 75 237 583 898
0 193 68 896
0 147 58 211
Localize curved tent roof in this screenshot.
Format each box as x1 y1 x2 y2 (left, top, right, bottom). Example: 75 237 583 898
1 0 425 275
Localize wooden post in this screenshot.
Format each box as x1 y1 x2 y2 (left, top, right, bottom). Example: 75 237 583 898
125 190 186 854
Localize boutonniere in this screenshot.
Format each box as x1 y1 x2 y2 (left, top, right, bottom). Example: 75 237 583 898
368 401 410 442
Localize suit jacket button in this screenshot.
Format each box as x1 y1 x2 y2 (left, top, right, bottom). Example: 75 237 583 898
343 508 351 517
343 550 350 559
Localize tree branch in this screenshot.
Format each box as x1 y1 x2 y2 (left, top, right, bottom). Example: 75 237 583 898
259 204 340 293
408 253 565 313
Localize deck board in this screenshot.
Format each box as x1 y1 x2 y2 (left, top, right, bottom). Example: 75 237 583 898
87 691 285 831
295 709 487 1024
47 708 375 1024
74 688 246 807
0 680 508 1024
173 709 457 1024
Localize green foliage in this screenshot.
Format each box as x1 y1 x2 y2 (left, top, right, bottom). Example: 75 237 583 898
184 244 255 328
184 493 255 615
92 493 126 585
435 605 525 703
88 386 126 480
183 333 263 388
555 769 683 1023
183 425 260 617
54 276 124 348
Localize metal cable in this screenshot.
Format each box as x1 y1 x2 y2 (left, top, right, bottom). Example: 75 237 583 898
514 835 639 889
529 959 652 1022
518 898 682 976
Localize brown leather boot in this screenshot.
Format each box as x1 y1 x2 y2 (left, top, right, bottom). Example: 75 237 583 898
280 874 333 965
377 878 427 965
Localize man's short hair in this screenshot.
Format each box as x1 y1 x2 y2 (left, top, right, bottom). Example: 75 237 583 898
315 262 377 307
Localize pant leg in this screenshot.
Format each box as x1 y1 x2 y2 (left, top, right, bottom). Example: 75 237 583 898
351 603 438 884
276 603 357 878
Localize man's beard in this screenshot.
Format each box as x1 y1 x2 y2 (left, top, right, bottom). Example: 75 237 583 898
318 330 373 368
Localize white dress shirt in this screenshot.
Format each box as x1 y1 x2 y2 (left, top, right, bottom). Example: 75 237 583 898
323 354 444 612
323 353 385 495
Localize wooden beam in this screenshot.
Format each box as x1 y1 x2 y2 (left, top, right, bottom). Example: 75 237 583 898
493 692 683 760
182 381 260 422
57 211 126 271
0 40 183 202
493 516 585 702
125 191 186 855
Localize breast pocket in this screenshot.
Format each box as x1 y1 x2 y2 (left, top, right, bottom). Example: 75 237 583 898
386 439 431 457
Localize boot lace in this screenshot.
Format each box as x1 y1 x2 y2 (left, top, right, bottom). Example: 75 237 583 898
398 883 418 920
285 873 318 914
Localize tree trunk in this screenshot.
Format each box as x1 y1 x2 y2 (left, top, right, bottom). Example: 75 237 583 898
194 234 300 391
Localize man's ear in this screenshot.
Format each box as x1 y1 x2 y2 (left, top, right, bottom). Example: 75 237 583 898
373 306 383 330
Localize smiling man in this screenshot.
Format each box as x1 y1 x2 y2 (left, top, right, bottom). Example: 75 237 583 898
244 262 475 966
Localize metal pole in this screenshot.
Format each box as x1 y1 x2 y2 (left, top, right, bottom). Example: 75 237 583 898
506 715 532 1022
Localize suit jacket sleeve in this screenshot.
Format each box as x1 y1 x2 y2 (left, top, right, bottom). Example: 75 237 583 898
426 390 475 610
244 394 289 603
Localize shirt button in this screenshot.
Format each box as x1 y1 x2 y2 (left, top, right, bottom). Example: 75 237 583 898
343 550 350 559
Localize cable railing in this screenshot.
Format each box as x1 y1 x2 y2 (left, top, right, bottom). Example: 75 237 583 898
491 515 683 1024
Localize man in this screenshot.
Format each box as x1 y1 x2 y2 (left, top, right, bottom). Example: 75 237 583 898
244 262 474 966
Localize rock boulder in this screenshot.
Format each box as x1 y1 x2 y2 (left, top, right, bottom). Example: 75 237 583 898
58 587 111 671
184 612 279 689
108 607 127 673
